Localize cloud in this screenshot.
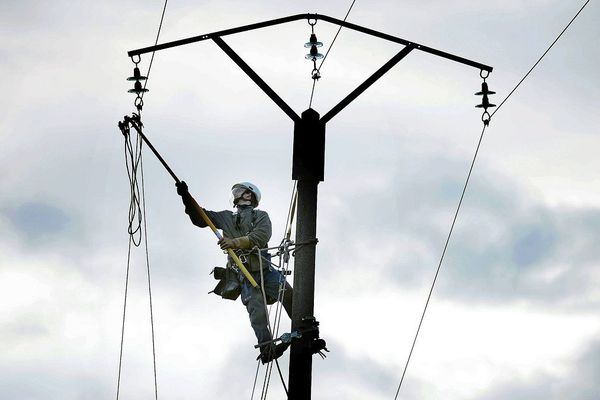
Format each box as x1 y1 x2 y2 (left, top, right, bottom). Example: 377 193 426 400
472 336 600 400
316 146 600 309
1 1 599 400
2 201 71 244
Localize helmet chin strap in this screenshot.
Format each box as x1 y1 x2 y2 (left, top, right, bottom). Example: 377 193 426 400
236 199 252 206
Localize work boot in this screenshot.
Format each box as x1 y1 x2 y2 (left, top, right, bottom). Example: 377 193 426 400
257 342 290 364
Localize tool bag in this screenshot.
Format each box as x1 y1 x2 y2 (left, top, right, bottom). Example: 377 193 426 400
209 266 241 300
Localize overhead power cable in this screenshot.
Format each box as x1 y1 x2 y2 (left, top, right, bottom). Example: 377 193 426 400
309 0 357 108
116 2 169 400
393 1 592 398
490 0 591 120
141 0 169 98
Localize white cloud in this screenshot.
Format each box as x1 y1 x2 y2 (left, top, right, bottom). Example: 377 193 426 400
1 0 599 399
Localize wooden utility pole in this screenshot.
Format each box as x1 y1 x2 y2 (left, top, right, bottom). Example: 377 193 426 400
125 13 492 400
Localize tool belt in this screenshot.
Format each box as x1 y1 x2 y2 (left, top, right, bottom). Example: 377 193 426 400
209 250 273 301
209 266 241 300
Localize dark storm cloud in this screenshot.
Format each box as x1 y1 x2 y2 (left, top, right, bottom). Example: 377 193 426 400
3 201 71 243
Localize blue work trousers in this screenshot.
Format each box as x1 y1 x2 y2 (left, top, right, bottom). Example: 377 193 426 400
240 267 292 346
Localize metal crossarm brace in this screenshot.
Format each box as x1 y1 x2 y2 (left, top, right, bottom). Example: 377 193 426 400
212 36 300 122
321 44 415 124
128 13 492 73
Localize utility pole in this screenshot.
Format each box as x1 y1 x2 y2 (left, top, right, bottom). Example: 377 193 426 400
289 108 324 397
125 13 493 400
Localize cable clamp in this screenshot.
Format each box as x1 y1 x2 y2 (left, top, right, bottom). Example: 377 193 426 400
301 316 329 359
254 330 302 348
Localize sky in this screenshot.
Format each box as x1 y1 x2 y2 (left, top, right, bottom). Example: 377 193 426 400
1 0 599 399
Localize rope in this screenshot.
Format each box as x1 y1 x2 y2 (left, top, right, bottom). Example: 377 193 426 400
257 250 275 400
284 181 298 241
393 1 591 397
117 1 168 398
115 239 133 400
124 127 143 246
274 359 289 396
140 155 159 400
251 360 261 400
309 0 358 108
251 180 298 399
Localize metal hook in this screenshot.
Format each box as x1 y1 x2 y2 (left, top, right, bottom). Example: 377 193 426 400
307 18 317 26
481 111 491 126
480 69 490 80
130 55 141 65
134 96 144 111
312 67 321 80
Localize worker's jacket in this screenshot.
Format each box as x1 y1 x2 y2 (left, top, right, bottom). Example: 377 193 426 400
186 203 272 272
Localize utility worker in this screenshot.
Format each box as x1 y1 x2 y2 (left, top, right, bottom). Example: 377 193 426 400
176 181 293 363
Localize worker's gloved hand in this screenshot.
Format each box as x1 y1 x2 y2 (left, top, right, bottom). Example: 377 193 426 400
218 236 251 250
218 237 236 250
176 180 189 196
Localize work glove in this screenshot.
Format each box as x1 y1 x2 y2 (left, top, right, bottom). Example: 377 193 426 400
218 236 251 250
176 180 189 196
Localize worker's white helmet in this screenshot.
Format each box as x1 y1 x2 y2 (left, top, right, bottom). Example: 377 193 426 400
231 181 261 207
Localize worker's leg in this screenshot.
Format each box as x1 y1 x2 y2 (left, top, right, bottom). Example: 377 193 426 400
243 286 272 345
281 281 293 319
261 268 293 319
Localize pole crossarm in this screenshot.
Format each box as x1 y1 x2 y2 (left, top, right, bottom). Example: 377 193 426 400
321 44 415 124
212 37 300 122
127 13 492 73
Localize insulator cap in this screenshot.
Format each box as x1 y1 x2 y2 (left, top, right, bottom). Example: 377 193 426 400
475 94 496 109
304 33 323 48
475 81 495 96
305 44 324 60
127 67 147 82
128 80 149 94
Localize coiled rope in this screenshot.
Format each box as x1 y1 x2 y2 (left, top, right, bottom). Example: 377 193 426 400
116 1 169 400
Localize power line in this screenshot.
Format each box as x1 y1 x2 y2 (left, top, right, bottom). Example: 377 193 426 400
318 0 357 72
490 0 591 120
117 2 168 400
393 123 487 400
141 0 169 98
393 1 592 398
309 0 357 108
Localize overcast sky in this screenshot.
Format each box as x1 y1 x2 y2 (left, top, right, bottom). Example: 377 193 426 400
1 0 599 399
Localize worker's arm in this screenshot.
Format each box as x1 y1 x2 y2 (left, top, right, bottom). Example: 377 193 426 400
218 236 251 250
247 210 272 248
176 181 216 228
